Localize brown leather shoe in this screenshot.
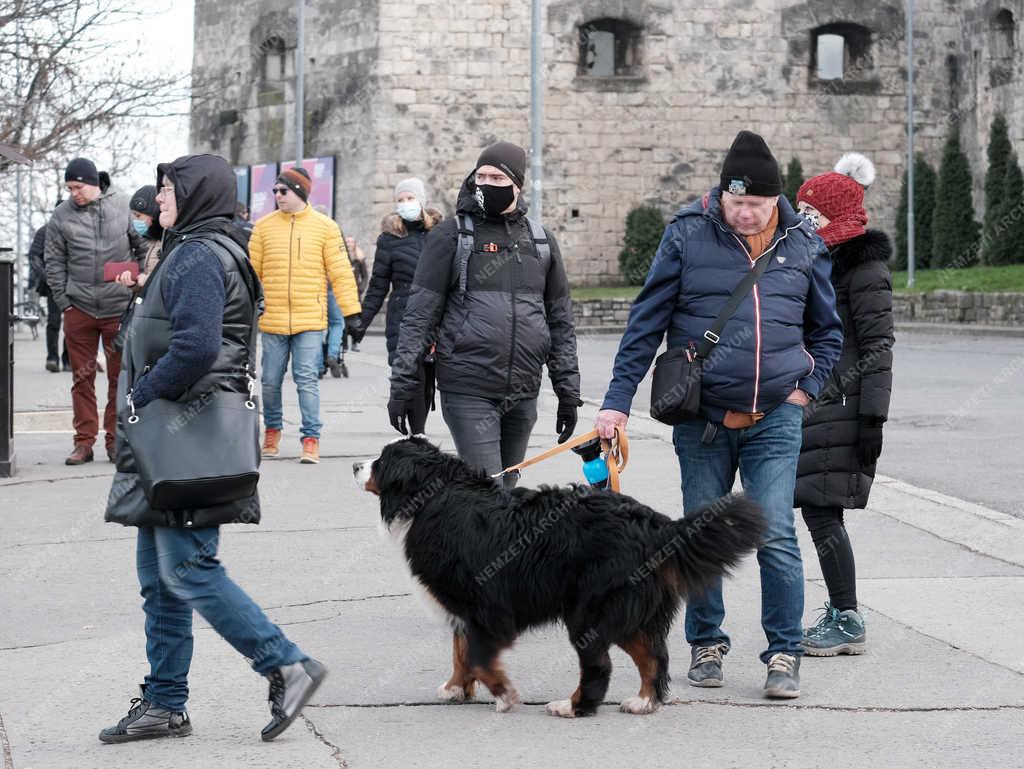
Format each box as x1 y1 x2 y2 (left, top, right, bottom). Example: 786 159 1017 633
65 445 94 465
262 428 282 458
300 437 320 464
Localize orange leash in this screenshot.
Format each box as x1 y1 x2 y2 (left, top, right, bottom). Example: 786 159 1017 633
493 427 629 492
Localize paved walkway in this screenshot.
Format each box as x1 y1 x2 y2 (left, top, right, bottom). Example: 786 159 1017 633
1 331 1022 769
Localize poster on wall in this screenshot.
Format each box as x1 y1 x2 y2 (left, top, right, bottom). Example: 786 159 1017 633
233 166 250 207
280 157 335 219
249 162 279 222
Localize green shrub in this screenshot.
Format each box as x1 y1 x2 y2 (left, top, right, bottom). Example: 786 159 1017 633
619 205 665 286
782 157 804 207
982 113 1012 264
931 126 980 268
894 153 937 269
984 152 1024 265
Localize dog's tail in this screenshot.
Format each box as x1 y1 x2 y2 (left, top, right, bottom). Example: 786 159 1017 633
658 494 764 595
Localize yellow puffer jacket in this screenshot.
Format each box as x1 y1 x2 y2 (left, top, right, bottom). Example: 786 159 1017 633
249 205 362 335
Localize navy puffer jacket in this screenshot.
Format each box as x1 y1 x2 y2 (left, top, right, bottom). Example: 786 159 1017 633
602 189 843 421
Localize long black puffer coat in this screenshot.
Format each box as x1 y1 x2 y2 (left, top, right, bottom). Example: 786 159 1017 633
361 208 443 364
795 229 895 509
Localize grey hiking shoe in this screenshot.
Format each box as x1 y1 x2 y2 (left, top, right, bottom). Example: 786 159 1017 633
803 604 866 656
261 657 328 741
687 643 728 688
98 685 192 744
763 653 801 699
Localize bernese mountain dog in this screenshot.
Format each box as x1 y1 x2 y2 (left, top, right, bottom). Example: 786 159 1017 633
354 436 762 717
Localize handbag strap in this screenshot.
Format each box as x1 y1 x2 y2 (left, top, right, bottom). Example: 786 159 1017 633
696 251 773 359
198 233 261 380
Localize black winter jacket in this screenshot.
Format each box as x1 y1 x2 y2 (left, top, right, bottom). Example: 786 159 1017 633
28 226 48 295
795 230 895 509
390 173 581 405
362 208 443 364
105 154 263 528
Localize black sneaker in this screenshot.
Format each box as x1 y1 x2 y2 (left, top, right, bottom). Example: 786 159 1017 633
45 358 59 372
687 643 727 688
763 653 801 699
261 658 328 742
98 686 192 743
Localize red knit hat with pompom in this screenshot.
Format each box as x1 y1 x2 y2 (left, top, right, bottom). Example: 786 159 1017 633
797 153 875 248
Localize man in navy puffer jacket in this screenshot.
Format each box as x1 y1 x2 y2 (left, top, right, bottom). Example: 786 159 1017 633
596 131 842 700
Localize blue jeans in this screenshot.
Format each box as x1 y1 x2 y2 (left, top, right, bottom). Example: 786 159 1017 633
261 331 323 439
136 526 304 710
324 286 345 361
673 402 805 663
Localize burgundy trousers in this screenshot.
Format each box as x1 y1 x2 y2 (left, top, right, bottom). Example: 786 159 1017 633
63 306 122 450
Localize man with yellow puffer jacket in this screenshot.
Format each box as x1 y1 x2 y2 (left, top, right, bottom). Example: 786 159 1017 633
249 167 364 464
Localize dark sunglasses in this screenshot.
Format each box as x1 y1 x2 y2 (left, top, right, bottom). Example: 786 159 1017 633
272 186 290 196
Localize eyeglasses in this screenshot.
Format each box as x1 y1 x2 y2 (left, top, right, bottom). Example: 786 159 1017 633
272 186 290 196
475 172 511 185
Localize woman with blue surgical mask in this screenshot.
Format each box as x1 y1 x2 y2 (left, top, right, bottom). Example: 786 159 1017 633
117 185 165 290
359 177 443 433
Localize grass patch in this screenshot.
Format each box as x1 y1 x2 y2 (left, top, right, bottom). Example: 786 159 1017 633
892 264 1024 292
572 265 1024 301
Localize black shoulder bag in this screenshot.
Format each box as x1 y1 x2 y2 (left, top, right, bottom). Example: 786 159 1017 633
123 235 262 510
650 252 772 425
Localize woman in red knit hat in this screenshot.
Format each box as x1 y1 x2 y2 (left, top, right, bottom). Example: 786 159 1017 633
794 153 895 656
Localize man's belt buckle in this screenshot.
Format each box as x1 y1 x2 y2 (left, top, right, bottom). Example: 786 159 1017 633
723 410 765 429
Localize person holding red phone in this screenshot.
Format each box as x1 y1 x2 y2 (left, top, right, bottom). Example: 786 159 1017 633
44 157 144 465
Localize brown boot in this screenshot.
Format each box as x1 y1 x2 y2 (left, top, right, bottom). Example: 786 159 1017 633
65 445 94 465
262 428 282 458
300 437 320 464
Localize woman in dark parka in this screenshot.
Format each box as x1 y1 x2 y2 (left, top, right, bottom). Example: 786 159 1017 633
360 177 443 434
794 153 895 656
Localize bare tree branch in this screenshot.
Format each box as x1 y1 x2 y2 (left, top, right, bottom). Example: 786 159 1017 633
0 0 188 172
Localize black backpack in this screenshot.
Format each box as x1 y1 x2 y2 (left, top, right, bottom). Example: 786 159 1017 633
452 214 551 297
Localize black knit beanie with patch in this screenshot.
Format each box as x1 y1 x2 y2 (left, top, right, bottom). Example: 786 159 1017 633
720 131 782 197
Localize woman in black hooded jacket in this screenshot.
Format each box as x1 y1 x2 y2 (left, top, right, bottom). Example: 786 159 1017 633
794 154 895 657
360 177 443 433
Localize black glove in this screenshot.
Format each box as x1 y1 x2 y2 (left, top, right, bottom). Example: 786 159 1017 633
388 396 414 435
345 314 365 344
555 399 580 444
857 417 884 467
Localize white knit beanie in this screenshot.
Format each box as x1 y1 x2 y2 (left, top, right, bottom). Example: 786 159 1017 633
394 177 426 203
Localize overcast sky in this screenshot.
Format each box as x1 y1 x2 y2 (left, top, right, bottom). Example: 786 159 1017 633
105 0 195 190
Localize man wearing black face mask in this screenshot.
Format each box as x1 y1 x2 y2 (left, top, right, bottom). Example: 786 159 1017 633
388 141 582 487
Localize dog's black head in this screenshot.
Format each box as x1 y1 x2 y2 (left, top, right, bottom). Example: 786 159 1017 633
353 437 451 525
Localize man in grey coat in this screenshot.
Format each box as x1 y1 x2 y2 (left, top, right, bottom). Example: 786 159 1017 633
45 157 141 465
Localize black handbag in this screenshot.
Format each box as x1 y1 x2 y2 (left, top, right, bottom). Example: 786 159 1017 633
650 251 772 425
123 236 261 510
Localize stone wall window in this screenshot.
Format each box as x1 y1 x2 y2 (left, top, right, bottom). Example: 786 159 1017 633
257 35 291 106
261 35 290 81
991 9 1016 60
989 9 1016 86
578 18 642 78
810 23 871 81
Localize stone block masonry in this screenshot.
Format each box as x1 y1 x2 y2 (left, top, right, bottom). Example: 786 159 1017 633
190 0 1023 286
573 292 1024 332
